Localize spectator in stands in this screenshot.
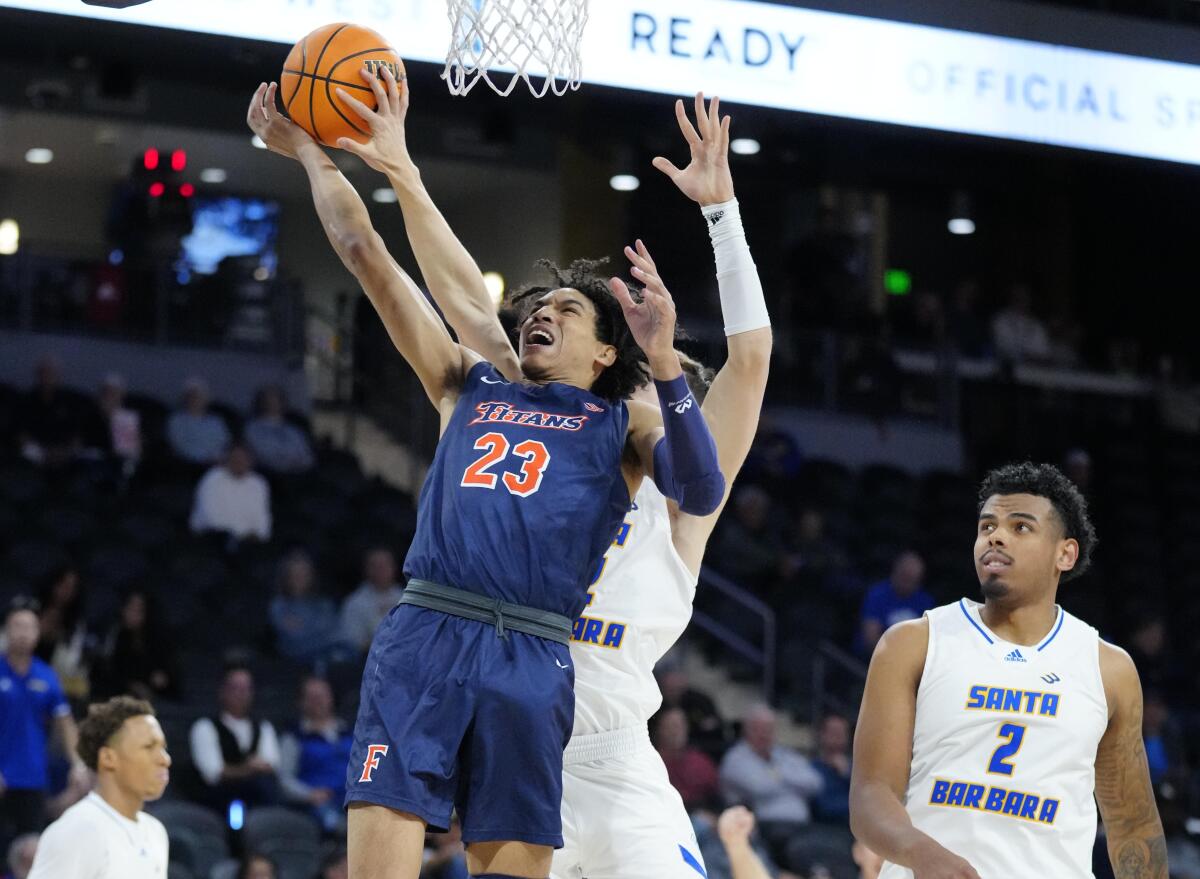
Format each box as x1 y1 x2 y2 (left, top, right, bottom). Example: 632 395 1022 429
189 440 272 544
719 704 823 869
857 550 933 657
33 566 90 705
94 590 178 702
653 707 720 812
790 508 849 596
1126 612 1185 700
991 283 1050 363
279 675 353 835
713 486 792 594
244 385 314 474
946 279 989 358
268 551 346 663
188 663 281 811
82 374 141 477
237 854 278 879
16 355 89 469
852 839 884 879
1063 447 1093 494
811 713 852 824
655 666 728 759
0 598 87 853
339 547 403 655
420 818 469 879
704 805 793 879
4 833 37 879
1160 783 1200 879
167 377 231 466
1142 689 1187 787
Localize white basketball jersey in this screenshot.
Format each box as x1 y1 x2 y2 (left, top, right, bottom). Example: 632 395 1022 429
880 600 1108 879
569 481 697 736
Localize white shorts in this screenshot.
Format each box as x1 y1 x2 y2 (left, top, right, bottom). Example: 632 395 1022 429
551 726 707 879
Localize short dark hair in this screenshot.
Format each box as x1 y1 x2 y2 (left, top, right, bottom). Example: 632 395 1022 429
508 258 649 402
77 696 155 771
4 595 40 624
978 462 1097 582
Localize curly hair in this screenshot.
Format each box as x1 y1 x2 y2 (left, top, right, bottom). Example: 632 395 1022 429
977 461 1097 582
507 258 649 402
678 350 715 404
77 695 156 771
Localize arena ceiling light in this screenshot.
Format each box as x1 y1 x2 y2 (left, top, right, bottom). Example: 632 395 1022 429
24 148 53 164
730 138 761 156
250 135 267 150
948 191 975 236
609 174 639 192
199 168 227 184
371 188 398 204
482 271 505 308
948 218 976 235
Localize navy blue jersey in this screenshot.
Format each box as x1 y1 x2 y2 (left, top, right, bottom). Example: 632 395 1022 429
404 361 631 619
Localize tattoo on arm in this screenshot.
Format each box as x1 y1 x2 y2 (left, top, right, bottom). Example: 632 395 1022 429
1095 693 1168 879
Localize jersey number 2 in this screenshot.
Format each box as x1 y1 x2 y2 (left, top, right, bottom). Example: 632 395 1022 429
461 432 550 497
987 723 1026 776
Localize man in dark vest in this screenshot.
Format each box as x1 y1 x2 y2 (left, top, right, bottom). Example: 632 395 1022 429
187 663 280 812
280 675 353 834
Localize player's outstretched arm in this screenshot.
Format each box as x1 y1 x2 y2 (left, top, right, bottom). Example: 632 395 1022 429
850 619 982 879
1095 643 1168 879
247 83 473 408
334 68 521 380
649 94 772 567
614 265 725 517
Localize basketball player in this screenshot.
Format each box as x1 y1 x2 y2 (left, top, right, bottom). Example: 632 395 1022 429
336 73 770 878
850 462 1167 879
247 80 725 879
28 696 170 879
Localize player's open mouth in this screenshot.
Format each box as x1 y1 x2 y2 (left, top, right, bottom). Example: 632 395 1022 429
525 327 555 349
981 551 1012 571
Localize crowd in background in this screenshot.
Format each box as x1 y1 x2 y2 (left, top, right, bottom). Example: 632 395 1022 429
3 344 1200 879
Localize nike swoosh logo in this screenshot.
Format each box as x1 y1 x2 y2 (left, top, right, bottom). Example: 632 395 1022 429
481 376 508 385
555 658 570 669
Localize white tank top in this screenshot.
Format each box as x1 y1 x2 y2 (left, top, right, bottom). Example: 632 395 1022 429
880 599 1108 879
568 481 697 737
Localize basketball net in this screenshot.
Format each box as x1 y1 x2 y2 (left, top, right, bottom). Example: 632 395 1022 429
442 0 588 97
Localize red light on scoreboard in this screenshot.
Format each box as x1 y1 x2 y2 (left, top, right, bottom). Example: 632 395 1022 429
171 150 187 172
143 148 159 171
180 183 195 198
149 182 165 197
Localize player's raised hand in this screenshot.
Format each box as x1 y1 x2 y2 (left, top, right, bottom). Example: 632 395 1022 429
652 92 735 207
910 839 983 879
717 806 756 847
246 82 317 160
610 239 677 369
334 65 413 174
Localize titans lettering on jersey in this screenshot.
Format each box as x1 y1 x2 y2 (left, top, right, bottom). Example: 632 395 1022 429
929 683 1063 826
469 401 589 431
572 516 635 649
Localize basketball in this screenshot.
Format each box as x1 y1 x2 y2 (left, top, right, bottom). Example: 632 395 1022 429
280 23 405 148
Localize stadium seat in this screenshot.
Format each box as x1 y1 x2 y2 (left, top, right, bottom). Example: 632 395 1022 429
257 837 322 879
147 800 230 877
242 806 320 853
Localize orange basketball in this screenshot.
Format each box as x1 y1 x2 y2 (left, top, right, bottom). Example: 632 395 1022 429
280 23 405 148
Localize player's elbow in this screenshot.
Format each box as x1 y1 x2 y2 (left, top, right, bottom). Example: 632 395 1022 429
677 471 726 516
339 230 384 278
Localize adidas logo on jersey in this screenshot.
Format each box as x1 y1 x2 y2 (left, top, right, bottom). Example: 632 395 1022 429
1004 648 1027 663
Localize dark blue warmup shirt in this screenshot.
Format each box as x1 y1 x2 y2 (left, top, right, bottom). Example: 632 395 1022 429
0 655 70 790
405 361 630 619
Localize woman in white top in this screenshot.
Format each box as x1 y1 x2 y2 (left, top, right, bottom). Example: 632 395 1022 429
29 696 171 879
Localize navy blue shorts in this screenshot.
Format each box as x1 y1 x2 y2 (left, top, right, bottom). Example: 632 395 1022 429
344 603 575 847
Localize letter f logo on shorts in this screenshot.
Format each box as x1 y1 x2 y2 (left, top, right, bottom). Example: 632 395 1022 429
358 744 389 783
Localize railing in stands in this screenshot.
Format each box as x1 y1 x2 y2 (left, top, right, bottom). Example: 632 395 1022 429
691 565 777 700
811 640 869 723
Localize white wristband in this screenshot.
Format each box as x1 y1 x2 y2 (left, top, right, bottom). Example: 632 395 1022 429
701 198 770 336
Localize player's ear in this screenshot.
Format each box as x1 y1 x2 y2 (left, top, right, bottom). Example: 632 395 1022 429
1055 538 1079 575
595 343 617 369
97 743 118 773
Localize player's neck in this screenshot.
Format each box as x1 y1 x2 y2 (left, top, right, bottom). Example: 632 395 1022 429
95 777 143 821
979 597 1060 647
5 650 31 674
